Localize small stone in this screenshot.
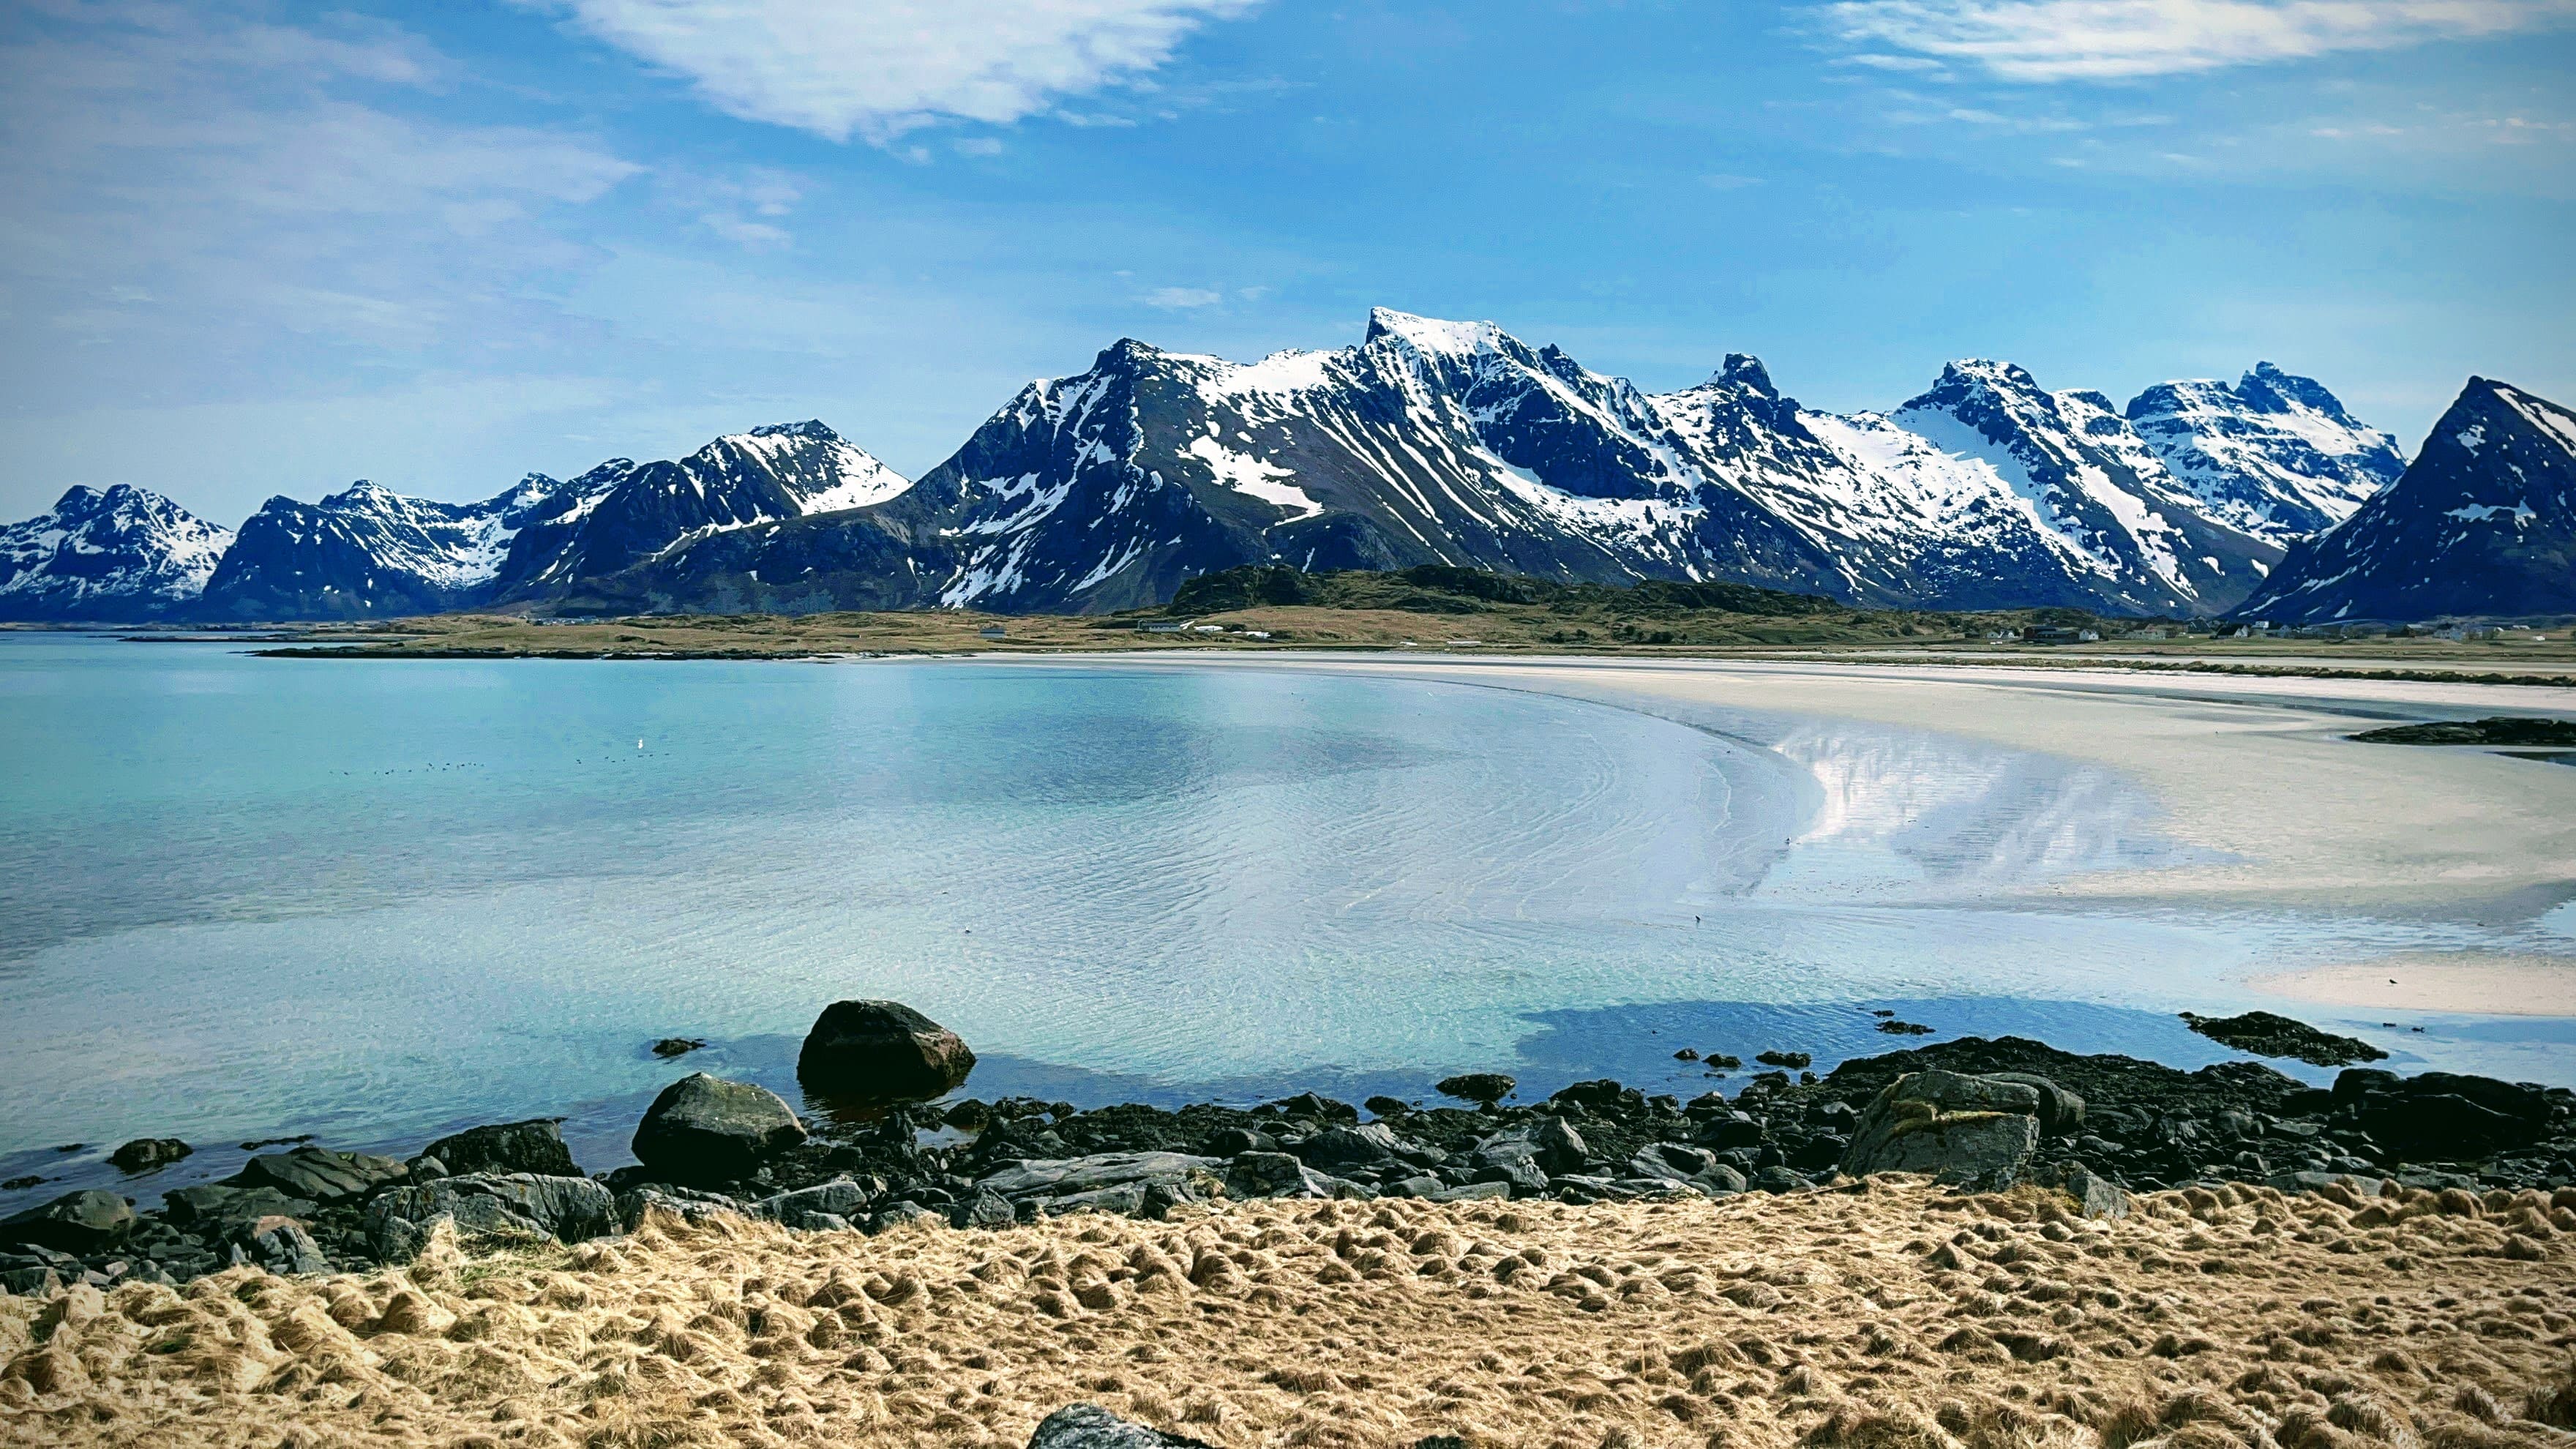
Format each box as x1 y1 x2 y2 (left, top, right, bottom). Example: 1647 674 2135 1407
651 1037 708 1057
1755 1050 1812 1069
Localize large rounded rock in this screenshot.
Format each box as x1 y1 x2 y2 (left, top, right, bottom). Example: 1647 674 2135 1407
109 1138 192 1174
795 1000 976 1100
1839 1071 2043 1188
0 1189 135 1252
632 1073 806 1184
1434 1073 1515 1106
1027 1403 1215 1448
422 1119 580 1178
234 1145 408 1203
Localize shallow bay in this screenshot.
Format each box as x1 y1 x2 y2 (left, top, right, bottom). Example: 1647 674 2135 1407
1 634 2566 1205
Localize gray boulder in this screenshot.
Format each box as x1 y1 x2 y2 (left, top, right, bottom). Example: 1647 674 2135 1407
631 1073 806 1184
976 1151 1220 1199
364 1172 618 1262
0 1190 135 1252
1295 1122 1401 1172
1472 1116 1589 1177
1985 1073 2085 1136
615 1185 749 1231
1027 1403 1216 1448
796 999 976 1100
2056 1164 2130 1219
1695 1112 1764 1150
233 1218 329 1276
0 1267 62 1298
952 1188 1017 1228
1434 1073 1516 1106
1627 1142 1735 1189
1839 1071 2042 1188
234 1145 409 1202
420 1119 579 1177
760 1177 875 1222
109 1138 192 1173
163 1184 315 1231
872 1200 946 1231
1222 1151 1336 1199
1036 1183 1149 1216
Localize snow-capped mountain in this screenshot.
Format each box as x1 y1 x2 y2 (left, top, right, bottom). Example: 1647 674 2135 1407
2125 363 2405 544
195 422 907 618
2 314 2433 624
0 484 233 621
579 311 2307 617
1830 361 2283 615
488 422 905 602
2235 378 2576 624
198 473 586 620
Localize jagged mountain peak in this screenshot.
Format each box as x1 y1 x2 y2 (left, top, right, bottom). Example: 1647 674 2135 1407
1715 354 1775 395
1925 358 2045 397
2123 362 2405 542
1363 307 1513 357
2235 375 2575 624
746 419 839 441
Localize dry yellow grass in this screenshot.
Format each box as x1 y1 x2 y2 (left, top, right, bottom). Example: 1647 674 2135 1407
4 1177 2572 1449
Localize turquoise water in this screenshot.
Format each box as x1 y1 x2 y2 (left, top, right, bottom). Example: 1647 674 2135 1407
1 634 2568 1204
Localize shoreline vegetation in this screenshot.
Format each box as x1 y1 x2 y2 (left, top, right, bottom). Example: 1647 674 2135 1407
3 1004 2573 1446
29 561 2570 684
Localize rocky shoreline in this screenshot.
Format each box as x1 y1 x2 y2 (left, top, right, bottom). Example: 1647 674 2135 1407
4 1002 2572 1300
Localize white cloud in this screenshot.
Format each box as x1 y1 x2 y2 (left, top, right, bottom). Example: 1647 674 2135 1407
0 2 645 518
1142 286 1224 309
531 0 1264 143
1823 0 2576 80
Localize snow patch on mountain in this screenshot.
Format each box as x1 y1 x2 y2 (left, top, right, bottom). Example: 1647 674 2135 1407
2124 363 2403 543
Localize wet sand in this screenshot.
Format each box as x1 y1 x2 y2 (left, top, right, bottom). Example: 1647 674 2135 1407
5 1179 2569 1448
1091 655 2576 1016
2251 956 2576 1018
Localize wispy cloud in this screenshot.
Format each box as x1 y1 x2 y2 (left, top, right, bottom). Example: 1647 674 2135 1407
1824 0 2576 80
527 0 1264 143
0 1 640 487
1142 285 1224 309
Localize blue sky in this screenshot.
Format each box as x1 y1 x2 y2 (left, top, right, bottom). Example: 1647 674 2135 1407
2 0 2570 524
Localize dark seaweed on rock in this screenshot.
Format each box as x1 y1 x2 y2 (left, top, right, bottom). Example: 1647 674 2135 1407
2179 1010 2389 1067
2349 716 2576 746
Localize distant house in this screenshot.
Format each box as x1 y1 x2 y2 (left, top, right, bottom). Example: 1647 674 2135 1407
1137 620 1186 633
978 624 1006 640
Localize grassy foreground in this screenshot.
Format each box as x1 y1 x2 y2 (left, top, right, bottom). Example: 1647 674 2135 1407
4 1178 2569 1448
204 565 2576 681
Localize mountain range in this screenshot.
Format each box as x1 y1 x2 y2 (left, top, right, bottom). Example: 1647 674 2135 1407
5 310 2554 625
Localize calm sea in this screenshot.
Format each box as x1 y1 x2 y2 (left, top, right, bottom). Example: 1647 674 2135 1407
1 634 2566 1203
